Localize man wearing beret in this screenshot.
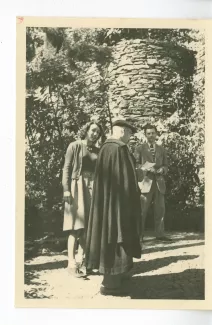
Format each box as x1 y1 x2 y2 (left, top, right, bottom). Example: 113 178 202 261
134 124 171 241
85 119 142 296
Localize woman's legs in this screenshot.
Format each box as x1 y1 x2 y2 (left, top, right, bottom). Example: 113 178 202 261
77 231 85 264
67 232 77 268
75 230 87 275
67 229 87 278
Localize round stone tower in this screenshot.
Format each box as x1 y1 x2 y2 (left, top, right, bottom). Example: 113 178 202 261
107 39 195 127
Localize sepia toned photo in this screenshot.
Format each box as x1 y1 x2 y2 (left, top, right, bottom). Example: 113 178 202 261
16 17 212 309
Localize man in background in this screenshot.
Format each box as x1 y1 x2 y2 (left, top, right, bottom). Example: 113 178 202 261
134 124 171 241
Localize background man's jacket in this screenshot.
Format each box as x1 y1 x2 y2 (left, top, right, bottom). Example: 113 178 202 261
134 143 168 195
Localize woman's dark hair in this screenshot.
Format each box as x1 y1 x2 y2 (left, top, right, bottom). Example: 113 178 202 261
79 121 105 143
143 124 157 134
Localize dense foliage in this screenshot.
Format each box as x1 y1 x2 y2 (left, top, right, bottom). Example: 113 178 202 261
25 27 204 238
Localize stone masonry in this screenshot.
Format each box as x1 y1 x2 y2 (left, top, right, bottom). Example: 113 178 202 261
106 39 195 127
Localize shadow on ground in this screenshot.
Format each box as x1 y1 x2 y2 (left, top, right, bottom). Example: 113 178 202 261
131 254 199 276
24 269 53 299
129 269 205 300
24 263 64 299
24 232 205 299
25 260 67 273
142 242 204 255
171 233 204 241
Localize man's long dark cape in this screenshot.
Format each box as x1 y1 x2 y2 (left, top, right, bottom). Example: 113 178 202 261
85 139 141 271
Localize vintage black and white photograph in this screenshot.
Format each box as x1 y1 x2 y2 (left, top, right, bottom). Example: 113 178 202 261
17 19 207 306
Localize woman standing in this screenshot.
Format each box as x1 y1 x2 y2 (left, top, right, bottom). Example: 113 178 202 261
62 121 104 278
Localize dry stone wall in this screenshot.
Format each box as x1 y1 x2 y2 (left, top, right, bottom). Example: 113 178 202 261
106 39 195 128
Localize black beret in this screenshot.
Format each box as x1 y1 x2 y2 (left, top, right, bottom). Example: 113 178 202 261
112 119 137 133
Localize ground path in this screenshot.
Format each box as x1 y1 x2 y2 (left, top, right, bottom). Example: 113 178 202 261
24 232 204 300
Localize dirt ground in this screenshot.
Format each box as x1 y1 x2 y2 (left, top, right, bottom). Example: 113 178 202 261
24 231 205 300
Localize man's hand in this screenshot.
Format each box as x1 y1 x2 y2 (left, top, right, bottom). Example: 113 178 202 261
138 182 143 191
156 167 164 175
148 167 156 173
63 191 73 205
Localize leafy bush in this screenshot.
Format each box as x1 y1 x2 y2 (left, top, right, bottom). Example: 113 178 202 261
25 28 204 238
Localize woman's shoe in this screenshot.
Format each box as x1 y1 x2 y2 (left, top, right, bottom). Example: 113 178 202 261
67 264 87 279
78 263 87 276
